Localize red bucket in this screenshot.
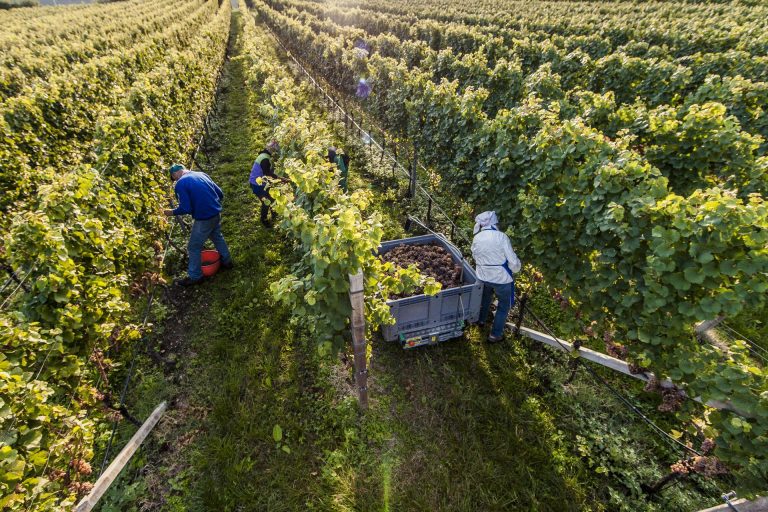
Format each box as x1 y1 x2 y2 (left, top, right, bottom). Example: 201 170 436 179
201 249 221 277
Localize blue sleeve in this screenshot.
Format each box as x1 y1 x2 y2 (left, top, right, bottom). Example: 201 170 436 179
214 181 224 201
172 182 192 216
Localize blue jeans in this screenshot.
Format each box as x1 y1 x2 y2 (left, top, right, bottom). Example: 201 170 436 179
188 214 231 280
479 281 514 338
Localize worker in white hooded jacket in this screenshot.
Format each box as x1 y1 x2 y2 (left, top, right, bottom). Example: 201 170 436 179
471 211 521 343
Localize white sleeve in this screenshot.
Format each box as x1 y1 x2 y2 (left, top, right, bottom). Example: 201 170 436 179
503 234 522 273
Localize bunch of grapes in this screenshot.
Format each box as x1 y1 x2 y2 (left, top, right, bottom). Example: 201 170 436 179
659 387 686 412
691 456 728 476
49 469 66 482
670 460 690 475
551 290 569 311
381 243 462 297
671 448 727 477
68 481 94 496
130 271 167 296
582 320 599 337
605 341 628 359
70 459 93 476
644 375 661 393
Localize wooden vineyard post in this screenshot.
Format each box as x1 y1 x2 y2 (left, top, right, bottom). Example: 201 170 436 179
380 132 386 164
695 316 727 351
348 271 369 410
203 118 212 144
513 293 528 338
344 103 351 135
409 144 418 198
76 401 167 512
357 110 363 138
510 324 752 417
392 144 398 179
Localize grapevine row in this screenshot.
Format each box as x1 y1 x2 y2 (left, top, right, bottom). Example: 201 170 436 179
237 0 437 354
312 0 768 57
253 0 768 483
276 0 768 85
0 0 148 49
0 1 231 509
0 0 220 216
262 1 767 201
272 0 768 157
0 0 202 101
288 0 768 108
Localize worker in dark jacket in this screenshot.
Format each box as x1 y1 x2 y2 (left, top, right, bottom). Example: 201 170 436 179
164 164 233 286
250 140 282 227
328 146 350 192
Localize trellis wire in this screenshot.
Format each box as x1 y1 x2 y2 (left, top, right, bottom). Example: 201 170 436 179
262 20 472 248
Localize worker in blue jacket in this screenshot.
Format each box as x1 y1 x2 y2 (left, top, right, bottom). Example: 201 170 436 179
164 164 233 286
250 140 283 228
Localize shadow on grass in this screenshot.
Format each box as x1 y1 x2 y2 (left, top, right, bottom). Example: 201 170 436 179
353 332 586 512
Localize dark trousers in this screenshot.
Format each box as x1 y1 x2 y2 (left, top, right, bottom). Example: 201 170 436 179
251 183 273 222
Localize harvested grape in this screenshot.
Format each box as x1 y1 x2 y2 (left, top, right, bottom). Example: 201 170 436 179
380 242 464 297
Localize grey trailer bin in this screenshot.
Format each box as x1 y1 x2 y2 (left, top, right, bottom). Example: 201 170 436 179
378 234 483 348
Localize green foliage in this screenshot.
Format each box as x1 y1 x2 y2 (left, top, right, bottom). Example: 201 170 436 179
238 7 437 354
0 0 219 214
0 0 199 100
256 0 768 486
103 11 729 511
0 0 38 8
264 0 768 149
0 1 231 508
607 101 767 195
